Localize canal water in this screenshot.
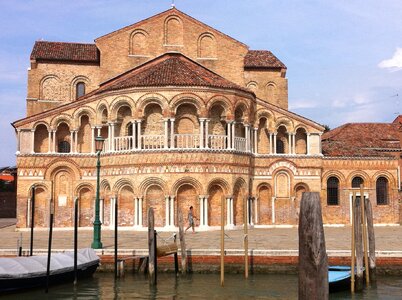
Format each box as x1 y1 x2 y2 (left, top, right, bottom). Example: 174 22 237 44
3 273 402 299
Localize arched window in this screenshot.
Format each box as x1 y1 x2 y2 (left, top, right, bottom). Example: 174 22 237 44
76 82 86 99
327 177 339 205
376 177 388 205
352 176 364 188
276 139 284 154
58 141 70 153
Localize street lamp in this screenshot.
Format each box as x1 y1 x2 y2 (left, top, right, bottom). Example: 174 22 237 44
92 135 105 249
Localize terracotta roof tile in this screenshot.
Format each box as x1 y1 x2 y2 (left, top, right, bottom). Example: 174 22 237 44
322 123 401 157
30 41 100 63
244 50 286 69
98 52 253 94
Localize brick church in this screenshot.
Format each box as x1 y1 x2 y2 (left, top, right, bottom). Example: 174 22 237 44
12 8 401 229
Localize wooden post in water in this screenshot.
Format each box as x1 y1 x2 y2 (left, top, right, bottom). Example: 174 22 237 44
173 234 179 275
74 196 78 285
244 196 249 279
365 197 376 283
220 195 225 286
360 184 370 286
148 207 156 285
30 185 35 256
351 192 356 293
298 192 328 300
178 209 187 274
45 202 54 293
114 196 118 279
354 193 364 292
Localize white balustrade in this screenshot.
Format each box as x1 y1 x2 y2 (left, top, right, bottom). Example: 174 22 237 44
113 136 134 152
102 138 109 152
208 135 227 150
234 136 247 152
175 134 200 149
142 135 165 149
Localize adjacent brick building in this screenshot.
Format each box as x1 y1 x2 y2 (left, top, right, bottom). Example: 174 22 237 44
12 8 401 229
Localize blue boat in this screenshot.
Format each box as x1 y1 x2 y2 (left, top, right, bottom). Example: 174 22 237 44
329 266 351 293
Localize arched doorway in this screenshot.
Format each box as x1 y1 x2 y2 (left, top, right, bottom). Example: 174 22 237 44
208 184 224 226
176 184 198 226
53 169 73 227
233 180 246 225
119 186 135 226
145 185 165 227
78 187 93 227
33 186 48 227
258 185 272 225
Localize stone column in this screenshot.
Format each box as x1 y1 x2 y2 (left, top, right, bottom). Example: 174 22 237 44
131 121 136 149
319 133 322 154
136 120 142 150
170 118 175 149
100 198 104 223
170 196 175 226
245 124 250 152
204 195 209 226
307 133 310 155
69 131 74 153
231 122 235 150
230 197 234 226
52 130 56 152
269 132 273 154
91 127 95 153
292 133 296 154
205 119 210 149
165 196 170 227
254 197 259 224
16 129 21 154
253 128 258 154
134 197 138 226
110 197 115 229
199 118 205 149
164 119 169 149
273 133 277 154
271 196 276 224
139 197 143 227
110 123 115 152
227 122 232 149
27 198 31 227
199 196 204 226
226 197 231 226
31 129 35 153
75 130 79 153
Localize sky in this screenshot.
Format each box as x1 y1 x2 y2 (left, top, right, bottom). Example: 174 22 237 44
0 0 401 166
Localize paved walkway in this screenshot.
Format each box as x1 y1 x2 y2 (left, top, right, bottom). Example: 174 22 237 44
1 221 401 255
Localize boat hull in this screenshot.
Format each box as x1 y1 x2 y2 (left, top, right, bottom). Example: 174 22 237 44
0 261 99 294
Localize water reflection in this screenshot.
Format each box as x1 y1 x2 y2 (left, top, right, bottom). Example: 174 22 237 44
2 273 402 299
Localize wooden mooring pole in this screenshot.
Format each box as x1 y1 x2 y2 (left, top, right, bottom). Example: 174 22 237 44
298 192 328 300
354 193 364 292
148 207 157 285
178 209 187 274
360 184 370 286
351 192 356 293
244 196 249 279
45 202 54 293
220 195 225 286
74 196 78 285
30 185 36 256
365 197 376 283
114 196 118 279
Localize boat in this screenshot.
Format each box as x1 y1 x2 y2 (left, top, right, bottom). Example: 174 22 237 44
0 248 99 293
328 265 351 293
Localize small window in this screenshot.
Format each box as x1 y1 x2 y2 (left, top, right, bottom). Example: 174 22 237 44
352 176 364 188
327 177 339 205
376 177 388 205
58 141 70 153
276 139 284 154
76 82 86 99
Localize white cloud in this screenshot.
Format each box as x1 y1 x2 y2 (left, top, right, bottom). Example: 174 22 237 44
378 48 402 71
289 99 318 109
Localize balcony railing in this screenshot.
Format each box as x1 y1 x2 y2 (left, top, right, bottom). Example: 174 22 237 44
234 137 246 152
142 135 165 149
114 136 134 151
208 135 227 150
174 134 200 149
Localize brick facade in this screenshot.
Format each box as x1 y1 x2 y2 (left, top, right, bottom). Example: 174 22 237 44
12 8 401 229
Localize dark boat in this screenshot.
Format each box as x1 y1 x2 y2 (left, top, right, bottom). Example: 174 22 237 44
0 248 99 293
329 265 351 293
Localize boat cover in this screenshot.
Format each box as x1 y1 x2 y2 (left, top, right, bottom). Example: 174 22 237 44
0 248 99 279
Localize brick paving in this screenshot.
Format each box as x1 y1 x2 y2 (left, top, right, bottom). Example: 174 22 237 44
1 219 401 255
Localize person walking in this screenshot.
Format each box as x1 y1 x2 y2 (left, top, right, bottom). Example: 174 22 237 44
185 206 197 233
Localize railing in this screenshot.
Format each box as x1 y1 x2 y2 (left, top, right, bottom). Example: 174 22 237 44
114 136 134 151
208 135 227 150
102 138 109 152
234 137 246 152
174 134 200 149
142 135 165 149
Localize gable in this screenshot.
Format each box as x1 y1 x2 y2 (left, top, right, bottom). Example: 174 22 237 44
95 8 249 85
